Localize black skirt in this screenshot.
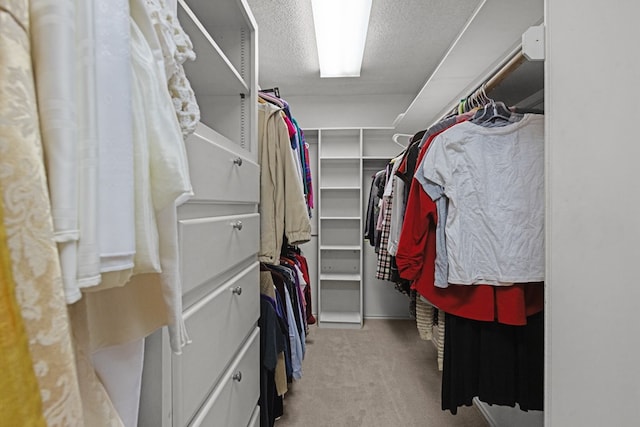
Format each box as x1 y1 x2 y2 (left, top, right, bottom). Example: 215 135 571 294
441 311 544 414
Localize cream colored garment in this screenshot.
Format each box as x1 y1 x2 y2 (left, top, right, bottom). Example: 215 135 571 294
30 0 81 303
143 0 200 138
130 9 193 351
415 296 434 341
95 0 136 285
82 12 193 353
258 102 312 265
130 0 193 209
75 0 102 289
0 3 84 423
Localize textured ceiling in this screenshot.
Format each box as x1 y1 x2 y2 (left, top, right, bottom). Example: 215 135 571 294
247 0 482 96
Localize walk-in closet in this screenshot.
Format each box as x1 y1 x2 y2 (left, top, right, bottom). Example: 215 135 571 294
2 0 639 426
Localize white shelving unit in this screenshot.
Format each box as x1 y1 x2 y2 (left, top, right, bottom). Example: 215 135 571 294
177 0 258 160
317 129 363 327
141 1 260 427
309 127 412 327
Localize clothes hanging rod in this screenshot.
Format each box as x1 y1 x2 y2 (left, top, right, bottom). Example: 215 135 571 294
483 50 526 93
439 48 527 122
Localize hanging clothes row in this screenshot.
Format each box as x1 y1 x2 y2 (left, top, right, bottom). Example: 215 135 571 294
1 0 200 425
364 131 424 314
259 248 313 427
256 89 314 427
365 95 545 413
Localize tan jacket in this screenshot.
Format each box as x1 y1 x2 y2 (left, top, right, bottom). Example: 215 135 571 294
258 102 311 264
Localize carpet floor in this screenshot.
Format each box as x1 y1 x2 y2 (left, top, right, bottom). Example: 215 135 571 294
274 319 489 427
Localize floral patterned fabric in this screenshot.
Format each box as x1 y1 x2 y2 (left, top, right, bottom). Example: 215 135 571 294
0 179 46 427
0 1 85 424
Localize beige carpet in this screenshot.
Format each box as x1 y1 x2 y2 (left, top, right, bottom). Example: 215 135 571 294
275 319 488 427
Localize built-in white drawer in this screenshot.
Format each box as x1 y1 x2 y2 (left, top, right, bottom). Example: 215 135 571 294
185 131 259 204
247 406 260 427
175 263 259 426
188 328 260 427
180 213 259 294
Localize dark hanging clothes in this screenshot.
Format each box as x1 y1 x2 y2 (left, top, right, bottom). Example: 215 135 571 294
441 311 544 415
364 170 386 247
259 297 288 427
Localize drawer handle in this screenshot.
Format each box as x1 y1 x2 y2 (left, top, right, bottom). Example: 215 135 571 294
232 221 243 231
232 371 242 382
232 286 243 296
232 157 243 166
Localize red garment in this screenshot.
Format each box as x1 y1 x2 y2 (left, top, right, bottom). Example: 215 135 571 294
282 114 297 138
395 127 543 326
292 253 315 323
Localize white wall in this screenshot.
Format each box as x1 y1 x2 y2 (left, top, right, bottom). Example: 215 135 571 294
545 1 640 426
286 94 413 129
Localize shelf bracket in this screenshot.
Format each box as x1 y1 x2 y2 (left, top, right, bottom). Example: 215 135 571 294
522 24 545 61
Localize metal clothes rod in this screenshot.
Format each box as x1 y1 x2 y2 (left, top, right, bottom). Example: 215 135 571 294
483 50 526 93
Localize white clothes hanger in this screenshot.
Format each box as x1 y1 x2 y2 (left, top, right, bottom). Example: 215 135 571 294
392 133 412 149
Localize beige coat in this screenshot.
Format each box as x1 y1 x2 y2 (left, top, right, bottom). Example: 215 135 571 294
258 102 311 264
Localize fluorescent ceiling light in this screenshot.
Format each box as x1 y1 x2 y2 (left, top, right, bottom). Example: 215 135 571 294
311 0 373 78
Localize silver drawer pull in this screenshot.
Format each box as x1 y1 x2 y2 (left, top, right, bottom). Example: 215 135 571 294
232 157 243 166
232 221 243 231
232 371 242 382
232 286 243 296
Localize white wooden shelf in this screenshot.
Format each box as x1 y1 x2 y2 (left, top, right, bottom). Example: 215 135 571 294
320 273 361 282
178 0 249 97
319 311 362 324
320 245 361 251
319 186 360 191
319 156 360 161
320 216 360 221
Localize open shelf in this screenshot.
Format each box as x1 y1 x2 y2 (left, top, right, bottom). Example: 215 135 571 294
320 218 361 246
320 129 360 158
320 159 360 187
320 250 360 276
178 1 249 97
320 189 360 217
178 0 257 159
